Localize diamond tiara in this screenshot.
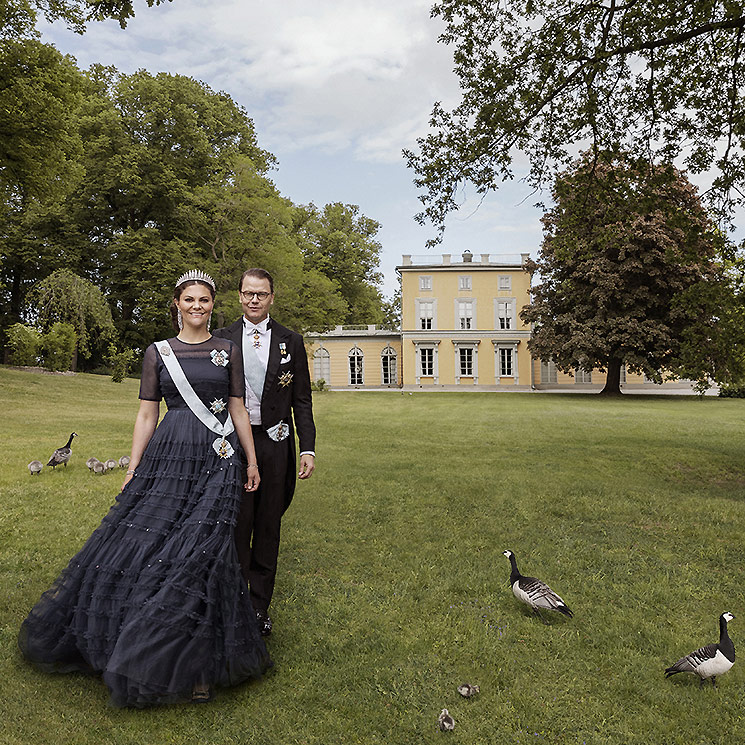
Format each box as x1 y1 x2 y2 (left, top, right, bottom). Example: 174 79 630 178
175 269 215 290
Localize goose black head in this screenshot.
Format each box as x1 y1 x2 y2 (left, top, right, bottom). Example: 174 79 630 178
723 612 735 624
502 550 513 559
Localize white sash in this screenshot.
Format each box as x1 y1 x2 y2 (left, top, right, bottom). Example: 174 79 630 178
156 340 235 458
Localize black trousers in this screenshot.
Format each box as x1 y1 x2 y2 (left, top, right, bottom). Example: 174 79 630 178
236 426 290 613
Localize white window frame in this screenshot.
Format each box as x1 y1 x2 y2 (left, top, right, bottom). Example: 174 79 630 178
419 275 432 290
501 348 513 376
416 298 436 330
575 368 592 384
540 359 557 384
348 345 364 386
491 341 520 384
495 298 515 330
456 298 475 330
460 347 473 376
452 340 480 384
313 346 330 383
413 340 440 384
498 275 512 290
381 345 397 386
459 274 472 291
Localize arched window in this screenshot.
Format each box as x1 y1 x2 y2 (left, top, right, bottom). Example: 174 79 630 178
313 346 330 383
381 345 397 385
349 346 364 385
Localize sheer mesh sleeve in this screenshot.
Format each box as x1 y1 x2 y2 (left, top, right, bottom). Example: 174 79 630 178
138 344 162 401
228 340 245 399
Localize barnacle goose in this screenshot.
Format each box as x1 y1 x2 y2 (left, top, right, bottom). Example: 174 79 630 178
665 612 735 688
457 683 480 697
47 432 77 469
438 709 455 731
503 549 573 621
27 460 43 475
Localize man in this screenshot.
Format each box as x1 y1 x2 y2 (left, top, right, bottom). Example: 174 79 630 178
213 268 315 635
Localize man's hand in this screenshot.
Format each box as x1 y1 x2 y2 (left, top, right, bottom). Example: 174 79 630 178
298 454 315 479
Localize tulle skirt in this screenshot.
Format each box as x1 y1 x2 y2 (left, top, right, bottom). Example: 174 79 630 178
18 409 272 707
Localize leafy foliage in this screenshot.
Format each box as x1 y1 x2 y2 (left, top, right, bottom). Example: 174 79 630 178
0 51 386 361
407 0 745 240
105 343 136 382
5 322 41 365
295 202 385 324
40 321 77 371
1 0 174 36
521 151 745 393
26 269 115 362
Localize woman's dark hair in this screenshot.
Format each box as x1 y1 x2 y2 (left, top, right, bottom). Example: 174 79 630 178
170 280 216 331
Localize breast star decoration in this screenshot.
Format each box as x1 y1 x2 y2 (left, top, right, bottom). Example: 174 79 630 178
210 349 229 367
279 371 293 388
210 398 226 414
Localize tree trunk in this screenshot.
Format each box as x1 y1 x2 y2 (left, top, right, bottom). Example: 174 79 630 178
600 358 623 395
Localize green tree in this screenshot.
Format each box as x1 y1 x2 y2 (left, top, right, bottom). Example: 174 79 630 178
63 67 275 346
5 322 41 365
26 269 116 370
295 202 385 324
521 151 745 395
1 0 174 36
0 39 86 344
40 321 77 371
381 284 401 331
183 155 348 333
407 0 745 240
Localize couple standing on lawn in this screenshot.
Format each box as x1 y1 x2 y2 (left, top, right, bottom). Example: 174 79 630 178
18 267 316 707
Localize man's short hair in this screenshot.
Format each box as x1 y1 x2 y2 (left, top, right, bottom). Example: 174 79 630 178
239 268 274 294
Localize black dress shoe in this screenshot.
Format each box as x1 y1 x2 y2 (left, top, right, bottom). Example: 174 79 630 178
256 609 272 636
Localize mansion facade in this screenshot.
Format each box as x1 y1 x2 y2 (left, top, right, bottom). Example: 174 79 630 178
305 251 697 392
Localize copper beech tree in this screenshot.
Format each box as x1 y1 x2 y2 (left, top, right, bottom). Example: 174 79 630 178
520 152 745 395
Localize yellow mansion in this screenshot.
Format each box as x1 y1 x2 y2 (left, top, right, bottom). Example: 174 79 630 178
305 250 697 392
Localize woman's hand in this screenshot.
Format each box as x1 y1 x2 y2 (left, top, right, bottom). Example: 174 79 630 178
245 463 260 492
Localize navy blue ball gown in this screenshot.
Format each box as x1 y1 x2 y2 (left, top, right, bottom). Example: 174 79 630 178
18 337 272 707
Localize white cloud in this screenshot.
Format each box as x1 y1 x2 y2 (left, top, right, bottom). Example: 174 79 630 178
41 0 460 164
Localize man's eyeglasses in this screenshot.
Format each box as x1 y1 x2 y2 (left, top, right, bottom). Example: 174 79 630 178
240 291 271 301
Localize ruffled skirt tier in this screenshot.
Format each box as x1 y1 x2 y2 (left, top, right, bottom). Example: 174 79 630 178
18 409 271 707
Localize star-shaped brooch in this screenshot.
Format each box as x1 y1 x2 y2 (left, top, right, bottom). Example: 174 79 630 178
210 349 229 367
210 398 226 414
279 371 293 388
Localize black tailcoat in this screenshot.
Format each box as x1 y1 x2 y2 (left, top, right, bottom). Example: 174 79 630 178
212 317 315 512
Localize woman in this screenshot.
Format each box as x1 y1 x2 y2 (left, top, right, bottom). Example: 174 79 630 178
18 270 272 707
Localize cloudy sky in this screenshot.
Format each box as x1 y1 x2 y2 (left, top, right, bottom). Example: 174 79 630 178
39 0 544 297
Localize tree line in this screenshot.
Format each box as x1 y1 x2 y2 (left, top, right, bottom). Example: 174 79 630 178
1 0 393 373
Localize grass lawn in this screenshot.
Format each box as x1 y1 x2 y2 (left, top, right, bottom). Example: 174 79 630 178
2 365 745 744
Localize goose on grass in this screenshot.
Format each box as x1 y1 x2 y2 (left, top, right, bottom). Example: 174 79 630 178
27 460 43 475
503 549 573 622
438 709 455 731
665 612 735 688
47 432 77 469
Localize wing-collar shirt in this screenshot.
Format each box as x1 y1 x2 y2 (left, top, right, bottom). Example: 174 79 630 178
242 315 271 426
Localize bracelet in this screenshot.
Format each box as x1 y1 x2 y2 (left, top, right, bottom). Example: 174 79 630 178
247 464 258 469
126 469 136 475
